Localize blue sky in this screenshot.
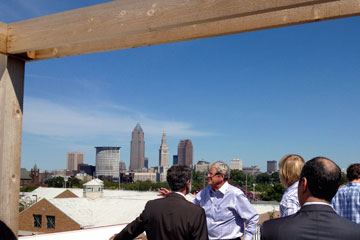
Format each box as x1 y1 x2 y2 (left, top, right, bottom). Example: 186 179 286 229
1 0 360 172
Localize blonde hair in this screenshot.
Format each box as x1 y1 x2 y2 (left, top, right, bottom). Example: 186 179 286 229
279 154 305 187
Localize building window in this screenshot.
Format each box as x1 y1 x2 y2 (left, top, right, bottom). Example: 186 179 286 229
33 215 42 228
46 216 55 229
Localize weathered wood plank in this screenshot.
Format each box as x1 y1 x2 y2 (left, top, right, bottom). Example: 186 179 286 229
7 0 336 54
0 22 7 54
31 0 360 61
0 54 25 236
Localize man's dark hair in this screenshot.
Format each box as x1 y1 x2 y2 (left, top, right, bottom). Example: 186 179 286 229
166 165 192 191
0 220 16 240
299 157 341 202
347 164 360 181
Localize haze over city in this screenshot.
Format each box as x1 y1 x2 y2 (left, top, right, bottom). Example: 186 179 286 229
1 0 360 172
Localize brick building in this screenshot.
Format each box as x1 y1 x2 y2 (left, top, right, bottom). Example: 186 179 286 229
18 186 162 235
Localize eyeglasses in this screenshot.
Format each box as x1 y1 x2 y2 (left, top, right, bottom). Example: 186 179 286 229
207 172 222 177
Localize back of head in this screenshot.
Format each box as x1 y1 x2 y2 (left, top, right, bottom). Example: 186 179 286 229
279 154 305 187
300 157 341 202
347 164 360 181
209 161 230 180
0 220 16 240
167 165 192 191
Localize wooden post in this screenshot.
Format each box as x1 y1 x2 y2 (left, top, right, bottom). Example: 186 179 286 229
0 53 25 237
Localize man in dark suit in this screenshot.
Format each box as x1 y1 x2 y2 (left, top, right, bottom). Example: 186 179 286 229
110 165 208 240
261 157 360 240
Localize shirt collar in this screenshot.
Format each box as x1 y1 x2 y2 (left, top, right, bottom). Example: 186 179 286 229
174 191 186 198
287 181 298 190
211 181 229 195
303 201 332 207
347 182 360 186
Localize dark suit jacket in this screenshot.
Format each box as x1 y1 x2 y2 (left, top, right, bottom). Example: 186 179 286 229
114 193 208 240
261 204 360 240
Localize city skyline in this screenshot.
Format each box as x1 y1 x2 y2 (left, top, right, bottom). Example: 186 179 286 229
1 1 360 172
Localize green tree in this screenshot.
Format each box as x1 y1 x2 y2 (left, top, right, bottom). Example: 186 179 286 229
341 172 348 185
117 180 169 191
256 173 271 185
67 177 82 188
45 176 64 188
230 170 254 190
20 185 38 192
260 183 285 202
192 171 207 192
270 172 280 183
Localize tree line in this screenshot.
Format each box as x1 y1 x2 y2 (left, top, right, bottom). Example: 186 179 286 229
21 170 348 202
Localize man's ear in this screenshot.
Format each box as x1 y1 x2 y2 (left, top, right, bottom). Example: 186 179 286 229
299 177 307 193
187 180 192 187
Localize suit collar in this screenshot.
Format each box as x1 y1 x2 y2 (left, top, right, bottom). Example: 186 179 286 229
300 203 335 213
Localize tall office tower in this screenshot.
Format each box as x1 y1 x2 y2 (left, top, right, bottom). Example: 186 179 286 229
66 152 84 171
130 123 145 171
144 157 149 169
173 155 178 165
230 158 243 170
177 139 193 166
95 147 121 178
267 160 277 173
159 131 169 167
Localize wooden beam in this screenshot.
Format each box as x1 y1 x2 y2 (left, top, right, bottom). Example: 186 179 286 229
7 0 336 55
0 22 7 54
25 0 360 61
0 53 25 236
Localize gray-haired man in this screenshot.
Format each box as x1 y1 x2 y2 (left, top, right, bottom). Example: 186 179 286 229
195 161 259 240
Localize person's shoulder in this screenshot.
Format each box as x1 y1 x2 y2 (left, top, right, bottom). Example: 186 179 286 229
145 196 165 206
226 184 246 197
199 185 211 193
332 214 360 237
261 214 294 236
264 213 295 225
338 184 350 192
196 186 211 198
333 211 360 227
175 195 205 213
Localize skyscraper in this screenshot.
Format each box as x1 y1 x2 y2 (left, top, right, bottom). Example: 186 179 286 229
95 147 121 178
66 152 84 171
267 160 277 173
159 131 169 167
144 157 149 169
177 139 193 166
130 123 145 171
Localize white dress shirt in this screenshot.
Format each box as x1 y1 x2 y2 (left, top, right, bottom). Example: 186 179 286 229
193 181 259 240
